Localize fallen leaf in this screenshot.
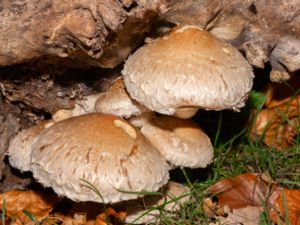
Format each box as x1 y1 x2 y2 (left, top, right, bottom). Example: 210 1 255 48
270 189 300 225
208 173 282 210
263 76 300 109
203 197 227 217
0 190 60 225
251 102 300 150
250 76 300 150
206 173 300 225
53 202 126 225
210 206 261 225
95 208 126 225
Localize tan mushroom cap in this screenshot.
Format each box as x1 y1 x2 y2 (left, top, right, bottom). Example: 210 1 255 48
30 113 169 204
122 25 254 116
51 93 104 123
140 116 214 168
72 93 104 116
124 181 191 224
7 121 51 172
95 78 148 119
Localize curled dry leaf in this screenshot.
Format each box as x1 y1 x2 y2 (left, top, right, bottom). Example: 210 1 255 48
251 77 300 150
270 189 300 225
204 173 282 222
205 173 300 225
0 190 60 224
207 173 282 211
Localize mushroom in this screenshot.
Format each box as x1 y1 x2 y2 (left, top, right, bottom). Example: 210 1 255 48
52 93 104 123
7 120 52 172
52 78 149 123
122 25 254 118
30 113 170 203
137 115 213 168
94 77 148 119
124 181 191 224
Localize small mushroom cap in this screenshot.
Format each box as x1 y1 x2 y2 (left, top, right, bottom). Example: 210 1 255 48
52 109 73 122
124 181 191 224
30 113 169 204
95 78 148 119
122 25 254 116
140 116 214 168
72 93 104 116
7 121 51 172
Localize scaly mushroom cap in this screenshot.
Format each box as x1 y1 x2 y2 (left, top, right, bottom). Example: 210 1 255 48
95 78 148 119
122 25 254 116
30 113 169 203
140 116 214 168
7 121 51 172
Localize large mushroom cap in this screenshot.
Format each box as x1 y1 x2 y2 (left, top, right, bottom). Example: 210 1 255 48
122 25 254 116
140 116 214 168
95 78 148 119
30 113 169 203
7 121 51 172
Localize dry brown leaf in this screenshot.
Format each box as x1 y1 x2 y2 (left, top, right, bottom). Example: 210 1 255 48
203 197 227 217
53 202 126 225
95 208 126 225
251 100 300 150
206 173 300 225
0 190 60 225
208 173 282 211
270 189 300 225
210 206 262 225
263 76 300 109
250 76 300 150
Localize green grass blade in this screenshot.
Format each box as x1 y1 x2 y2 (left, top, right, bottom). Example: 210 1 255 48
2 199 6 225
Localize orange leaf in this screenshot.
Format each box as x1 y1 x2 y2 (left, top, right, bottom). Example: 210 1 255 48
263 75 300 109
0 190 60 224
251 76 300 150
251 104 299 150
270 189 300 225
53 202 126 225
208 173 282 210
95 208 126 225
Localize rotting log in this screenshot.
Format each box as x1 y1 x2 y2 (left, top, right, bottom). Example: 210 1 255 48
1 0 299 77
0 63 121 114
0 94 20 179
0 0 167 68
163 0 300 82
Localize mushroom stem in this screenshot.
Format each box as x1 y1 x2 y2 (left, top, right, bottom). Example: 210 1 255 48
174 107 199 119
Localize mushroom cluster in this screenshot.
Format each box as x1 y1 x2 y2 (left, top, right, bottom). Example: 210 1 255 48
7 25 253 222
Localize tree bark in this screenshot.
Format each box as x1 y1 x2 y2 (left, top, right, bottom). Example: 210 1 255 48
0 0 167 68
163 0 300 82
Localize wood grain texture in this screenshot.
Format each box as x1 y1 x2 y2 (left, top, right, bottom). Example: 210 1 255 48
0 0 167 68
